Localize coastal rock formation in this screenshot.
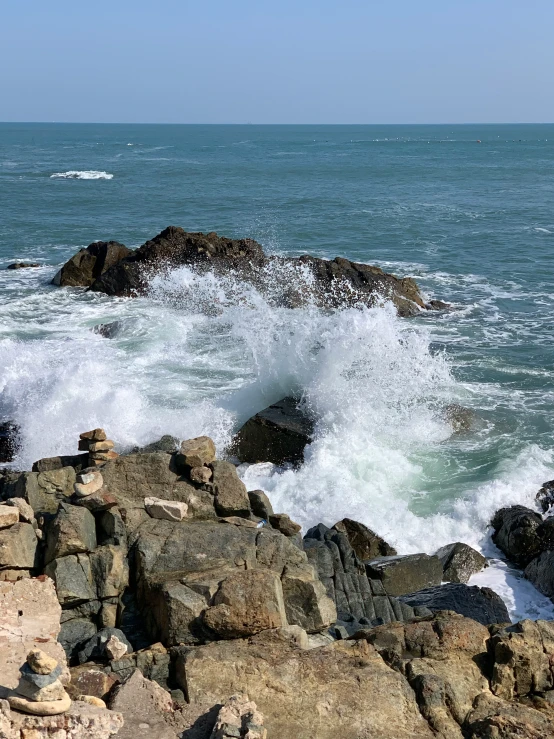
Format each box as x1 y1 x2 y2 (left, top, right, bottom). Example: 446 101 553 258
399 583 511 626
365 553 443 596
491 505 543 567
435 542 487 584
54 226 439 316
0 421 18 463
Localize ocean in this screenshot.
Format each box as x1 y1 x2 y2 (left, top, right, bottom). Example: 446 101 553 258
1 122 554 620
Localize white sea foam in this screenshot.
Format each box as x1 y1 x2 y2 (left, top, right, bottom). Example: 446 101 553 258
50 171 114 180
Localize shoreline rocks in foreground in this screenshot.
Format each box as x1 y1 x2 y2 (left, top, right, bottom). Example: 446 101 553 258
52 226 448 316
2 429 554 737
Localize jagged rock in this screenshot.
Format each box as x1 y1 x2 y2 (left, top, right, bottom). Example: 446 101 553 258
176 436 216 469
44 504 97 564
93 320 123 338
203 570 288 638
366 553 443 596
78 628 133 665
210 694 267 739
97 509 127 547
442 404 476 433
45 553 96 605
144 496 188 522
60 599 101 623
90 545 129 598
0 505 19 529
0 578 69 695
109 669 178 739
232 397 314 465
536 480 554 513
59 618 98 660
464 692 554 738
52 241 131 287
247 490 274 520
0 522 38 569
131 435 180 454
399 583 510 626
176 628 434 739
269 513 301 537
281 564 337 632
332 518 397 560
435 542 486 584
491 505 543 567
212 461 251 517
525 550 554 599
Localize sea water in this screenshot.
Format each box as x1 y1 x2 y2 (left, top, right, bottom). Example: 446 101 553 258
1 122 554 620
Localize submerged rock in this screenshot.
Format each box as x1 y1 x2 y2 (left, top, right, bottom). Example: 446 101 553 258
6 262 40 269
232 397 314 466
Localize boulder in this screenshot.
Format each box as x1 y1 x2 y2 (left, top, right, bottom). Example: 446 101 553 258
6 262 40 269
109 669 178 739
435 542 486 584
281 564 337 632
0 522 38 569
143 581 208 646
232 397 314 466
131 435 180 454
59 618 98 661
247 490 274 520
491 505 543 567
31 454 88 473
536 479 554 514
525 550 554 599
365 553 443 596
176 629 435 739
211 461 251 517
14 466 77 516
464 692 554 738
203 570 288 638
269 513 301 537
78 628 133 664
44 504 97 564
4 498 35 524
144 496 188 522
52 241 131 287
0 505 19 529
399 583 510 626
44 553 96 605
68 664 119 700
332 518 397 560
175 435 216 469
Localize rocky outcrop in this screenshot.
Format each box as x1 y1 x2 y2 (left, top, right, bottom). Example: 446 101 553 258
491 505 544 567
435 542 486 584
108 669 178 739
52 241 131 287
232 397 314 466
53 226 439 316
366 553 443 596
399 583 511 625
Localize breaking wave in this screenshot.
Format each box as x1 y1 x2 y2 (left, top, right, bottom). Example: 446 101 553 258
50 170 114 180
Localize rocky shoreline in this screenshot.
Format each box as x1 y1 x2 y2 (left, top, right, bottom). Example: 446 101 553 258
2 425 554 737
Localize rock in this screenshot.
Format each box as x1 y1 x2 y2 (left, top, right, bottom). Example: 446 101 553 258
0 421 18 463
525 550 554 599
58 618 98 661
247 490 274 520
399 583 510 625
144 496 188 522
44 553 96 606
80 429 108 442
6 262 40 269
16 467 77 516
109 669 178 739
27 649 59 675
78 628 133 664
366 553 443 596
131 435 180 454
60 600 101 623
332 518 397 560
232 397 314 466
464 692 554 738
175 436 216 469
0 506 19 530
281 564 337 632
44 504 97 564
536 480 554 514
0 522 38 569
74 470 104 497
176 629 434 739
3 700 124 738
88 441 115 453
105 635 129 661
203 570 288 638
189 466 212 484
90 450 119 463
269 513 301 537
68 665 118 700
142 581 209 646
19 664 62 692
435 542 486 584
491 505 543 567
4 498 35 524
212 461 251 517
108 642 170 688
442 404 475 433
8 691 71 715
52 241 131 287
92 320 123 338
210 694 267 739
76 694 107 707
90 544 129 598
16 677 67 702
31 454 88 473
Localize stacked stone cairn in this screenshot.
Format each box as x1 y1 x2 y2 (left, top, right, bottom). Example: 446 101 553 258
9 649 71 716
78 428 118 469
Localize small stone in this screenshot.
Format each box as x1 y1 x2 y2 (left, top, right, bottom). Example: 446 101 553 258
27 649 59 676
17 677 67 702
8 692 71 715
20 663 62 688
189 466 212 484
89 451 118 462
105 635 129 661
79 429 107 441
76 470 102 485
74 470 104 498
176 436 216 469
269 513 302 537
89 440 115 452
5 498 35 524
76 694 106 708
144 497 188 522
0 505 19 529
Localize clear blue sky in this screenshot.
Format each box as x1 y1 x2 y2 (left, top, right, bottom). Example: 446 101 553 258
1 0 552 123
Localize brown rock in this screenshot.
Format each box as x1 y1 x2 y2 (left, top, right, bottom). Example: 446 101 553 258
333 518 397 559
189 466 212 484
8 691 71 715
0 522 38 569
69 665 118 701
281 563 337 632
89 441 115 453
109 669 178 739
269 513 301 537
212 461 251 518
0 505 19 530
464 692 554 738
176 436 216 469
80 428 108 442
5 700 124 737
89 450 119 462
26 649 58 675
76 694 107 708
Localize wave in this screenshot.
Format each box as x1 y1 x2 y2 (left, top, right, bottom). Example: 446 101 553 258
50 170 114 180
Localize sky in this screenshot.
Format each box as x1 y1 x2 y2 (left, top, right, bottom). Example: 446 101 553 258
1 0 553 124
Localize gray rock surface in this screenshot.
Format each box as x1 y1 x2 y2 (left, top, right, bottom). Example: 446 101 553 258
435 542 486 584
365 553 443 596
399 583 510 625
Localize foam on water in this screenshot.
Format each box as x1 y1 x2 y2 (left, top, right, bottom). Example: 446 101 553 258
49 170 114 180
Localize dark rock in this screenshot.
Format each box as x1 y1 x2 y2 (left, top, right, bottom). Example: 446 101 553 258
92 320 123 338
525 550 554 599
32 453 89 473
269 513 302 537
248 490 274 520
491 505 543 567
52 241 131 287
6 262 40 269
399 583 510 626
44 503 97 564
130 436 180 454
426 299 452 311
44 553 96 605
78 627 133 664
536 480 554 514
365 553 443 597
435 542 486 584
441 404 475 433
60 599 102 623
0 421 18 463
59 618 98 661
332 518 396 560
232 397 314 466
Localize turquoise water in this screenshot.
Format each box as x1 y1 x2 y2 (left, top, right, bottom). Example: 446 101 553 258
1 123 554 618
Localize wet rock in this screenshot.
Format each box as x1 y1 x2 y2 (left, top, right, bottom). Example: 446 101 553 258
491 505 543 566
525 550 554 599
52 240 131 287
442 404 475 433
399 583 510 625
435 542 486 584
211 461 251 517
0 421 18 463
232 397 314 466
7 262 40 269
44 504 97 564
131 435 180 454
332 518 396 560
365 553 443 596
92 320 123 338
536 480 554 514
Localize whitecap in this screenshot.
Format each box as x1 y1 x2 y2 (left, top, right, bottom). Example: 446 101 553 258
49 170 114 180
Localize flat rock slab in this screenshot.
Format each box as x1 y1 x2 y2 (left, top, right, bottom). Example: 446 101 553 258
399 583 510 626
365 553 443 596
